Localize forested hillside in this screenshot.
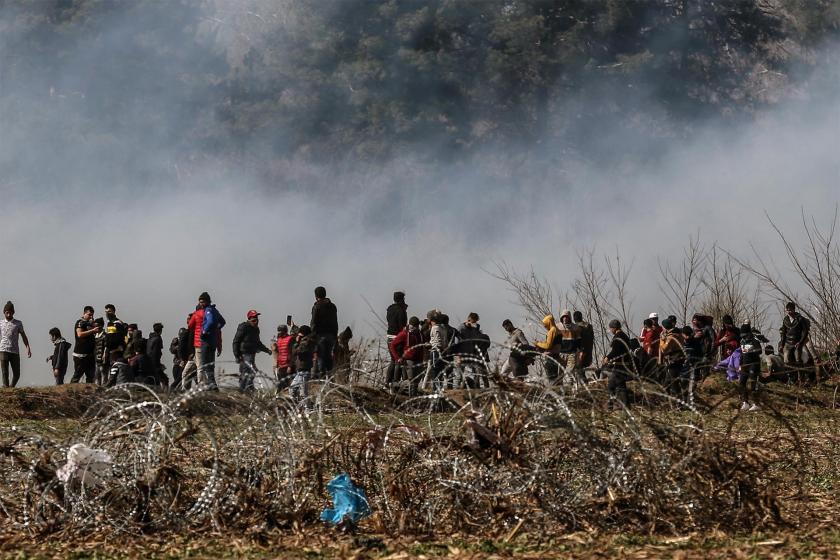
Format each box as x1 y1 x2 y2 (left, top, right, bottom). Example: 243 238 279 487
1 0 837 190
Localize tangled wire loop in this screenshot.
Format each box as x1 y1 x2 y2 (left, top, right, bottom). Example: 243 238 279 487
0 367 797 538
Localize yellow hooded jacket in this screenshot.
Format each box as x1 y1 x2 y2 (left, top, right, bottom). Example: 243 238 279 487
536 315 560 352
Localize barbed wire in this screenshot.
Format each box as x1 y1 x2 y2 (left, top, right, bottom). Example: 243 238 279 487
0 339 831 540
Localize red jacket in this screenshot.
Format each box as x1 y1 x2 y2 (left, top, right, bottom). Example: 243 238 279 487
715 325 740 356
641 326 663 356
188 309 205 348
389 327 424 362
276 335 294 368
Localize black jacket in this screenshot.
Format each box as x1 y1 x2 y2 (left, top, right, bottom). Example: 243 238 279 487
103 317 127 351
605 330 632 367
232 322 271 359
311 298 339 337
293 334 316 371
386 303 408 336
50 339 71 373
779 313 810 346
169 336 180 364
577 321 595 357
178 326 194 361
130 354 158 385
147 332 163 366
455 323 485 356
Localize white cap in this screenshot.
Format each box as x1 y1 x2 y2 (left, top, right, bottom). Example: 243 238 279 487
648 312 658 319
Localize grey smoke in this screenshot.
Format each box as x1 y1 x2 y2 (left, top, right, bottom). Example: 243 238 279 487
0 3 838 385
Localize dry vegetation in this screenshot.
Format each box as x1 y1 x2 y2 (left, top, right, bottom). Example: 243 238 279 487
0 372 838 559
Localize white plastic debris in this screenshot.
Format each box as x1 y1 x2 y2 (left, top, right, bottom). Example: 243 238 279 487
56 443 112 486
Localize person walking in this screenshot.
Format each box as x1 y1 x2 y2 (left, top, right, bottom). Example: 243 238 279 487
501 319 530 378
0 301 31 387
232 310 272 392
71 306 98 383
47 328 71 385
310 286 338 377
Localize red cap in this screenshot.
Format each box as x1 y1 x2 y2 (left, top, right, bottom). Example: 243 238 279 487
247 310 260 319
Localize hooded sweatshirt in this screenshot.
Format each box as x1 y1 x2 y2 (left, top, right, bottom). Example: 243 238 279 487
556 310 582 353
536 315 560 352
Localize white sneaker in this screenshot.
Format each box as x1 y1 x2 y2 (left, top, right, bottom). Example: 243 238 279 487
740 402 750 411
748 403 760 412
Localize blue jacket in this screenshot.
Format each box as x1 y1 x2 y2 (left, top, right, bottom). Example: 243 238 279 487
201 305 226 348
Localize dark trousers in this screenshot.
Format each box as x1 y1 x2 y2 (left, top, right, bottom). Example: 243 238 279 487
54 367 67 385
316 334 336 375
386 359 400 386
200 345 218 388
171 362 183 390
0 352 21 387
544 353 561 383
71 354 96 383
607 368 628 407
739 362 760 403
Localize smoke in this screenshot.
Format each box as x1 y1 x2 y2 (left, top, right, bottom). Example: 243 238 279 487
0 1 838 385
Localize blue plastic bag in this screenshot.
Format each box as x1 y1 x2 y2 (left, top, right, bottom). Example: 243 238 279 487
320 473 371 526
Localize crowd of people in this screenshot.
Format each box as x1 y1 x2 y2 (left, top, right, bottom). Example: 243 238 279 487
1 288 836 412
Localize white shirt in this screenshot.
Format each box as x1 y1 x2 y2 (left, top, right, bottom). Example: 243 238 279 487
0 318 24 354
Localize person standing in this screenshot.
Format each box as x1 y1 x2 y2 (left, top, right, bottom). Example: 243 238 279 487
179 312 198 389
640 313 663 358
147 323 165 386
779 302 810 367
739 323 763 411
574 311 595 380
556 310 582 381
232 310 271 392
93 317 108 385
291 325 316 406
385 291 408 387
388 316 424 394
71 306 98 383
0 301 31 387
187 292 225 390
535 314 561 383
657 317 685 397
47 328 71 385
310 286 338 377
102 304 127 372
603 320 632 408
274 324 295 390
169 330 183 390
456 313 486 388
